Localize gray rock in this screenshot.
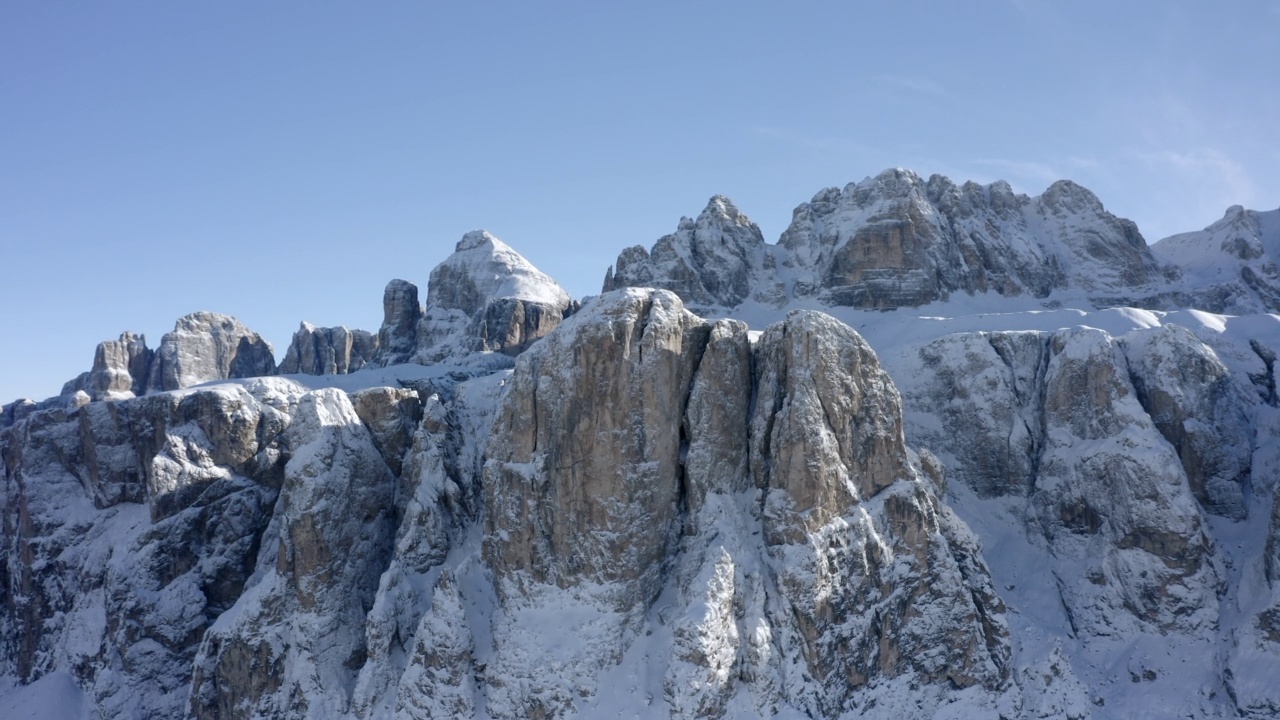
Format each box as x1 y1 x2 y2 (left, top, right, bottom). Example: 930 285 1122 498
190 388 398 719
0 383 289 718
606 168 1168 312
602 196 778 310
747 311 1010 715
147 312 276 392
57 332 152 403
419 230 575 361
376 280 422 365
279 322 376 376
1123 324 1253 519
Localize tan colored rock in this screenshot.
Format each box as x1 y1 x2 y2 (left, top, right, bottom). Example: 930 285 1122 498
279 322 376 376
350 387 422 477
682 319 753 519
750 310 910 545
484 288 709 611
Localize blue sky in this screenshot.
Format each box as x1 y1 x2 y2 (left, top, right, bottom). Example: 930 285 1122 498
2 1 1278 403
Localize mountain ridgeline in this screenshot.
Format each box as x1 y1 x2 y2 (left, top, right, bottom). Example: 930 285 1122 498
3 169 1280 719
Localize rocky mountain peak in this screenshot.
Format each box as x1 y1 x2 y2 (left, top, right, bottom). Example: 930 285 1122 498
1039 178 1106 213
146 311 275 392
608 167 1178 311
427 229 571 316
602 194 772 310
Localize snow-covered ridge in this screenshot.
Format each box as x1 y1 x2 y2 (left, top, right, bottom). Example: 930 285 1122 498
609 168 1280 316
5 168 1280 718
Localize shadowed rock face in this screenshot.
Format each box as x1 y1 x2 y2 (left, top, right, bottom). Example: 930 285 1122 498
603 196 774 310
906 325 1224 643
0 383 287 718
278 322 377 376
376 279 422 365
147 312 276 392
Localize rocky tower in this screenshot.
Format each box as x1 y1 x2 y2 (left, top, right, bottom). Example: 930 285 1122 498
480 289 1012 718
6 173 1280 719
147 312 276 391
278 322 377 376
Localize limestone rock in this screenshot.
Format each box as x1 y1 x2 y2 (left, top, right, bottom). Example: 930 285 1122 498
60 332 154 402
484 288 707 609
1123 324 1253 519
279 322 376 376
0 382 291 718
682 318 753 519
747 311 1011 715
190 388 397 719
606 168 1167 311
147 312 276 392
376 280 422 365
750 310 910 544
418 230 575 361
602 196 779 310
349 387 422 478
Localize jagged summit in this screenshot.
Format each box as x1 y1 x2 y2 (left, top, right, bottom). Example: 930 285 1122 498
608 168 1170 311
602 194 776 310
380 229 577 365
7 172 1280 718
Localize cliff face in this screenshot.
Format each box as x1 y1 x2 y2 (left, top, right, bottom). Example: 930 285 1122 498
5 171 1280 718
0 290 1018 719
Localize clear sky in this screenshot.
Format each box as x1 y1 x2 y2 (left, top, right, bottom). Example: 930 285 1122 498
2 1 1278 404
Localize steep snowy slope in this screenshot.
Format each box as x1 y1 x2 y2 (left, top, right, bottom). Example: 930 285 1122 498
1152 205 1280 313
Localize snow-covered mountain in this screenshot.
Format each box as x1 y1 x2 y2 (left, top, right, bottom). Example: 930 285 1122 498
4 171 1280 719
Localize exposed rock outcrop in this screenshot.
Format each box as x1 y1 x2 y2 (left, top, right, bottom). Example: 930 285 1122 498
479 292 1011 717
0 383 289 718
147 313 276 392
278 322 377 376
603 196 782 310
190 389 397 719
376 279 422 365
418 230 575 361
60 332 154 401
606 168 1168 311
483 288 706 611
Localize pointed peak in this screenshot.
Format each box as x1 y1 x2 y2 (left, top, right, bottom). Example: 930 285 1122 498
699 194 752 226
456 229 503 253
